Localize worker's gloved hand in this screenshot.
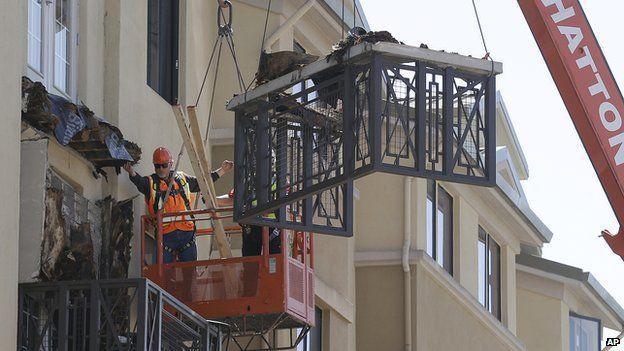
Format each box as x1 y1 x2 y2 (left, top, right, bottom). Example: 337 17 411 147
221 160 234 173
122 162 136 177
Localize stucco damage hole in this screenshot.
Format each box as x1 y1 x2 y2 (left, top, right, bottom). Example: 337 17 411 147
21 76 141 172
40 176 135 281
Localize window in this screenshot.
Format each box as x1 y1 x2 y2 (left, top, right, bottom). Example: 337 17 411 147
53 0 72 93
27 0 77 98
569 313 600 351
292 41 318 102
297 307 322 351
478 226 501 320
28 0 43 72
147 0 180 103
426 179 453 274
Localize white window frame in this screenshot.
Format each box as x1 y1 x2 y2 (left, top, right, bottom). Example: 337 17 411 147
27 0 79 101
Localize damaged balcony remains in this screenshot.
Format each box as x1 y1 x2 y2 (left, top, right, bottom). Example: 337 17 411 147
21 76 142 281
228 40 501 236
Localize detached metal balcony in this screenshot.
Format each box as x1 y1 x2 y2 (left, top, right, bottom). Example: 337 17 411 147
228 42 502 237
18 278 225 351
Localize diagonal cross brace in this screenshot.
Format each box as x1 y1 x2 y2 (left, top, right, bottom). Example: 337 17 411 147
172 105 233 259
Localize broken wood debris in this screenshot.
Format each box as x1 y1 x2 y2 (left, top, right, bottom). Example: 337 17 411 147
39 182 135 282
328 28 401 63
21 76 141 169
255 50 319 85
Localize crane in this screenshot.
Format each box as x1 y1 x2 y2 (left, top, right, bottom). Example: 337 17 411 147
517 0 624 259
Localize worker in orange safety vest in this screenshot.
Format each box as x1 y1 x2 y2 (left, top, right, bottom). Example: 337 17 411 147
123 147 233 263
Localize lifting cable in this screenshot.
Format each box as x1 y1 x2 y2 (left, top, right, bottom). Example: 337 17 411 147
353 0 364 29
243 0 272 92
470 0 495 76
341 0 345 38
194 0 247 144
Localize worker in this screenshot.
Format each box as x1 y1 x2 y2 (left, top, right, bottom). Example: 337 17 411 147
123 147 233 263
219 187 282 256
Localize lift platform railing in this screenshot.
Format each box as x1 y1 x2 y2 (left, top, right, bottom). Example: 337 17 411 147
141 207 315 340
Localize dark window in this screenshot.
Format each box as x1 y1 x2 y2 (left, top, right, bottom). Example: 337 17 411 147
478 226 501 320
426 179 453 274
298 307 322 351
147 0 179 103
569 312 601 351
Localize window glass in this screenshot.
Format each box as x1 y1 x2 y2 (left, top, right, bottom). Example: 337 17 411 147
570 314 600 351
147 0 179 103
425 179 453 274
488 236 501 320
54 0 71 92
478 226 501 320
297 307 322 351
477 230 486 305
426 197 434 257
28 0 43 72
438 187 453 273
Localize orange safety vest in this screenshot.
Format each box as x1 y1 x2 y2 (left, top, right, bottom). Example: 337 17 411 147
146 172 195 234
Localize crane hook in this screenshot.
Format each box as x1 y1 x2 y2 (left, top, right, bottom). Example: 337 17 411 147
218 0 233 37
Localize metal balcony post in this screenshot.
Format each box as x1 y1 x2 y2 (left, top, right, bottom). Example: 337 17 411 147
443 67 455 175
276 116 288 223
136 280 148 350
234 110 246 219
485 76 496 183
256 105 270 206
370 54 383 168
58 283 69 351
89 281 100 351
417 62 426 172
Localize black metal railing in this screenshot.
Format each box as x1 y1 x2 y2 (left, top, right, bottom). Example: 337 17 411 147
232 51 496 236
18 278 226 351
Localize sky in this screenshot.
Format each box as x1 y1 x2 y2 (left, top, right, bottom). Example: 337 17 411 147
360 0 624 332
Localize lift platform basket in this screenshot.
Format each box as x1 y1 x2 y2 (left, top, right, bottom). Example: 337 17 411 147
228 42 502 236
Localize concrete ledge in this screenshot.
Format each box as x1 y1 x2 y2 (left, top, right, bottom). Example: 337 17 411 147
315 275 355 323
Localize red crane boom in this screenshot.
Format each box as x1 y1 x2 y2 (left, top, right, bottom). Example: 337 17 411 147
518 0 624 258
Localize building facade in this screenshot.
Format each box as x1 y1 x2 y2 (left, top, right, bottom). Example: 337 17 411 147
4 0 623 350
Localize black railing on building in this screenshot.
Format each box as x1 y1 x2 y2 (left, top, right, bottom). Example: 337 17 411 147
18 278 226 351
231 48 497 237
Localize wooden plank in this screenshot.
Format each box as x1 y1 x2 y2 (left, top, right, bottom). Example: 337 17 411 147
186 106 218 203
171 105 233 259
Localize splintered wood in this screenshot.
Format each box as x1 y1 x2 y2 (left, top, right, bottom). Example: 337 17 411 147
172 105 233 259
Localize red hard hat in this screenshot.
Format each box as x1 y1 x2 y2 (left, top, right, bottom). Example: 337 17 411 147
153 147 173 164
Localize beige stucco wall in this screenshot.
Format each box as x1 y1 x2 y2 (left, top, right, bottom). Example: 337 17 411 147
356 253 524 351
517 288 567 351
516 267 622 351
1 0 24 346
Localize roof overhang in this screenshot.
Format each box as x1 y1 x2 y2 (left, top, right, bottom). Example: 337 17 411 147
496 92 530 180
517 253 624 331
